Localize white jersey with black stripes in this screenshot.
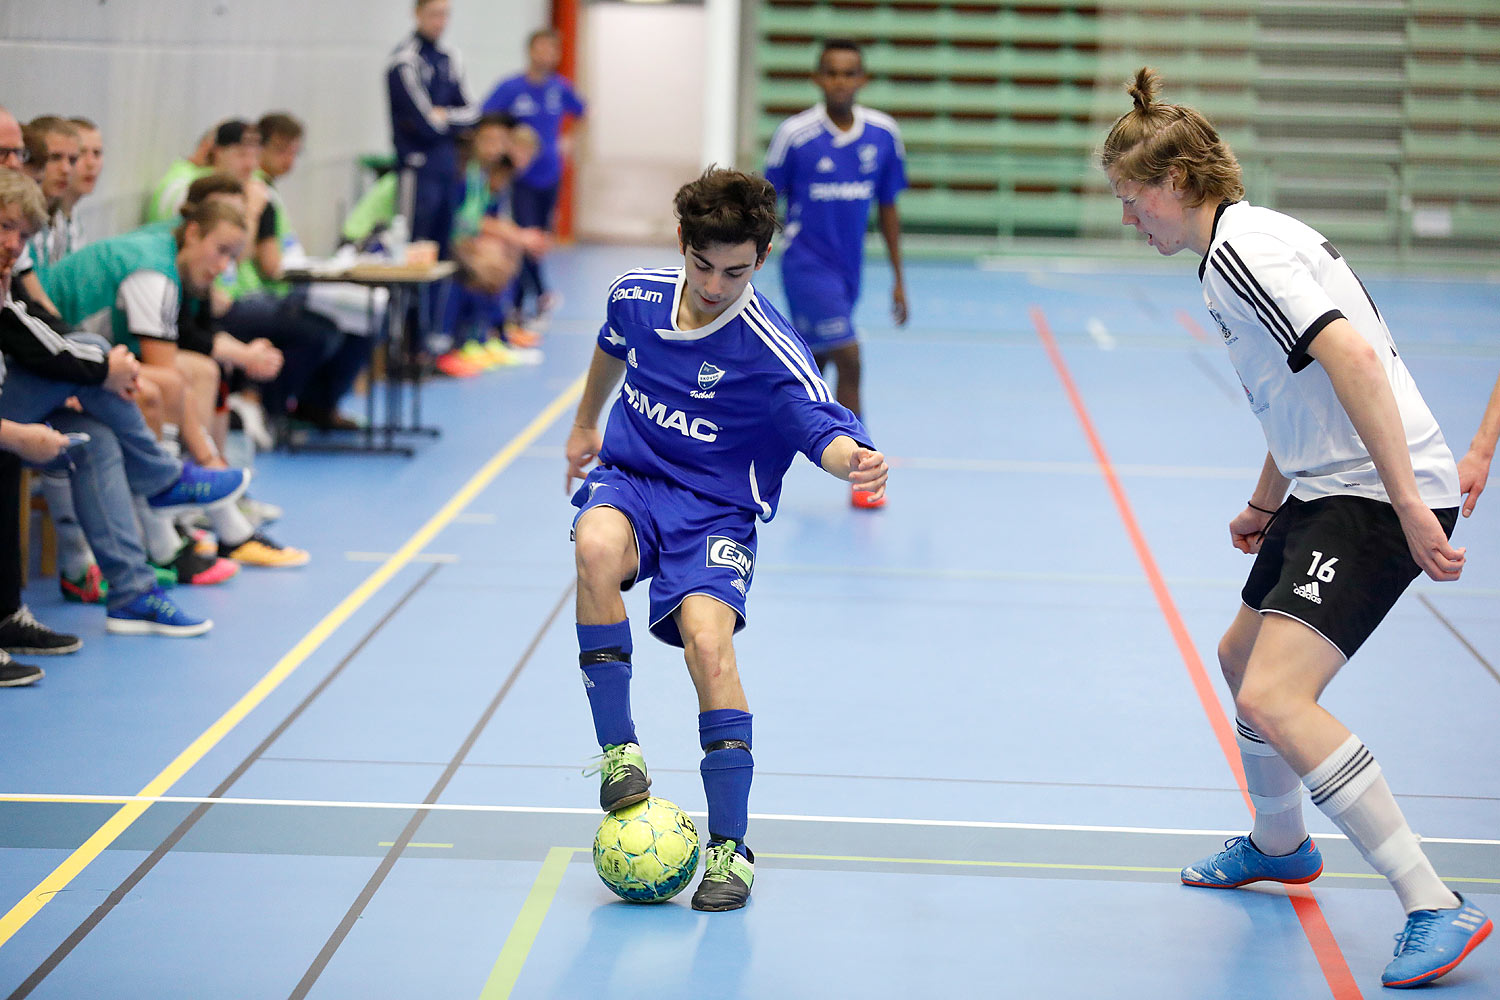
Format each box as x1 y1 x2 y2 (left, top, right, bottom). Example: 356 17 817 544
1199 200 1459 507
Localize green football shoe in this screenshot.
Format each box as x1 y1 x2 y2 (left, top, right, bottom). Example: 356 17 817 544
691 840 754 911
589 742 650 813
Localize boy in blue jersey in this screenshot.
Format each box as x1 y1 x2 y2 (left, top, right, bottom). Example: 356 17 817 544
765 39 907 509
565 168 888 911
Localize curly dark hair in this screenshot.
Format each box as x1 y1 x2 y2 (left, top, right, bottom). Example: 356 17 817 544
674 167 781 260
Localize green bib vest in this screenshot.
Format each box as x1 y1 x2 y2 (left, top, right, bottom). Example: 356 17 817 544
40 226 181 355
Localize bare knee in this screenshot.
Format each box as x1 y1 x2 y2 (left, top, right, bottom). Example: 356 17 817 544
1217 608 1262 695
1217 633 1251 691
1233 675 1306 745
136 379 164 431
573 519 633 588
142 366 185 414
834 345 861 383
681 624 733 679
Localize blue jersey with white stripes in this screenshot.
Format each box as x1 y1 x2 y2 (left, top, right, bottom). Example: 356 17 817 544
764 105 906 294
596 267 871 521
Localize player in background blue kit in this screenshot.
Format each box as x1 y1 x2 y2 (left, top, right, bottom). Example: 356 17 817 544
482 28 587 326
565 168 888 911
764 39 906 509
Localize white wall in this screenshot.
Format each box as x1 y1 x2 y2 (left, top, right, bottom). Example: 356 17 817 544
573 2 707 243
0 0 546 251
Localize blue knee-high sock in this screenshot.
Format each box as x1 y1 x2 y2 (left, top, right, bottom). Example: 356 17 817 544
578 621 636 748
699 709 754 858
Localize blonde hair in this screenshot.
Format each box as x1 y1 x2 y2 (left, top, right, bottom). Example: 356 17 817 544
174 199 246 247
0 169 48 229
1100 67 1244 207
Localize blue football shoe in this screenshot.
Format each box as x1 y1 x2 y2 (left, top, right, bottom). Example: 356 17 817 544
1383 894 1491 989
106 586 212 637
147 463 250 510
1181 835 1323 889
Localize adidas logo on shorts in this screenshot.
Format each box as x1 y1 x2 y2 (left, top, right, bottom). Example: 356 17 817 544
1293 581 1323 605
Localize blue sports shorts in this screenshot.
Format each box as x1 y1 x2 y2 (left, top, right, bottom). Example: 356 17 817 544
571 465 757 647
782 260 858 352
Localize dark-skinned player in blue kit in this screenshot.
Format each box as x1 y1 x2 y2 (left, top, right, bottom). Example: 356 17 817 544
765 38 907 509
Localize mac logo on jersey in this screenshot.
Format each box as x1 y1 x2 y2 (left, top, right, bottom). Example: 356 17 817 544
809 181 874 202
706 536 754 582
622 383 720 441
612 286 664 304
697 362 726 390
816 156 836 174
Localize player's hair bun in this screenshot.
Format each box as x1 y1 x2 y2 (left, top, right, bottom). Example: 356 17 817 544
1127 67 1162 114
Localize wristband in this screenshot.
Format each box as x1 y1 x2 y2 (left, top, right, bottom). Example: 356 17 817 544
1247 501 1278 516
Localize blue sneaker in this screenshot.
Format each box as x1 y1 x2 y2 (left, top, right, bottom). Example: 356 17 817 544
147 464 250 510
106 586 212 637
1181 835 1323 889
1383 894 1492 989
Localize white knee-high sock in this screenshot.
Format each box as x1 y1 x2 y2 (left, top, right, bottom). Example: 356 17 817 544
133 496 184 565
208 503 254 550
1236 718 1308 856
1303 734 1459 913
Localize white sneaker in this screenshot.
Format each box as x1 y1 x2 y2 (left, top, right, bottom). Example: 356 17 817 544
237 496 283 527
227 393 274 452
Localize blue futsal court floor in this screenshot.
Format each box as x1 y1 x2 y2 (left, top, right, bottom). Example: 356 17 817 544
1 245 1497 998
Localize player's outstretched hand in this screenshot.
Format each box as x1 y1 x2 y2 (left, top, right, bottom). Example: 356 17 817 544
849 447 888 501
1229 506 1273 554
1400 505 1465 581
566 423 603 495
1457 447 1491 518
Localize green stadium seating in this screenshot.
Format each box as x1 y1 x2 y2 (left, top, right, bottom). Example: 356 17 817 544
749 0 1500 250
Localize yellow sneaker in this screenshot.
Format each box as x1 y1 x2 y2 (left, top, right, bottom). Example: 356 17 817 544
219 533 311 568
460 340 498 371
484 338 520 366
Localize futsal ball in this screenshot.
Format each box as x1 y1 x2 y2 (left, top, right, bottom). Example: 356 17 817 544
593 797 700 903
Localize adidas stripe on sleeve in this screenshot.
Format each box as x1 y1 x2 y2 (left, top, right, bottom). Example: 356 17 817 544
1206 233 1343 373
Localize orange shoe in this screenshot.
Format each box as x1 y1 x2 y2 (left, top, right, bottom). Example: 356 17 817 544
219 533 310 568
851 487 886 510
435 350 482 378
506 324 542 349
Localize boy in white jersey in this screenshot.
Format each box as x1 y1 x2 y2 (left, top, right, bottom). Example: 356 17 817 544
764 39 907 508
565 168 887 911
1102 68 1489 989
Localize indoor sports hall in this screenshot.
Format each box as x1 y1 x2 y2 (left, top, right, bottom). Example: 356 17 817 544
1 2 1497 998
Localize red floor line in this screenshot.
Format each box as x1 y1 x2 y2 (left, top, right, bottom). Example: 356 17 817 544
1030 305 1364 1000
1177 309 1215 344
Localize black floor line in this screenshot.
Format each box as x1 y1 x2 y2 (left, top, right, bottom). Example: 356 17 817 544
1419 593 1500 686
6 562 446 1000
287 580 575 1000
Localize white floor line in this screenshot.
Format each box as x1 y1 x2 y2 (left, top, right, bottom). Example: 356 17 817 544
2 794 1496 846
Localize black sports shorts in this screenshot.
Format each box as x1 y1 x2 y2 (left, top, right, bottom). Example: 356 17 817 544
1242 494 1458 659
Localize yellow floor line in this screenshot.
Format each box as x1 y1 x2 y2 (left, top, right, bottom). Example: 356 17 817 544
0 376 584 951
478 847 577 999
